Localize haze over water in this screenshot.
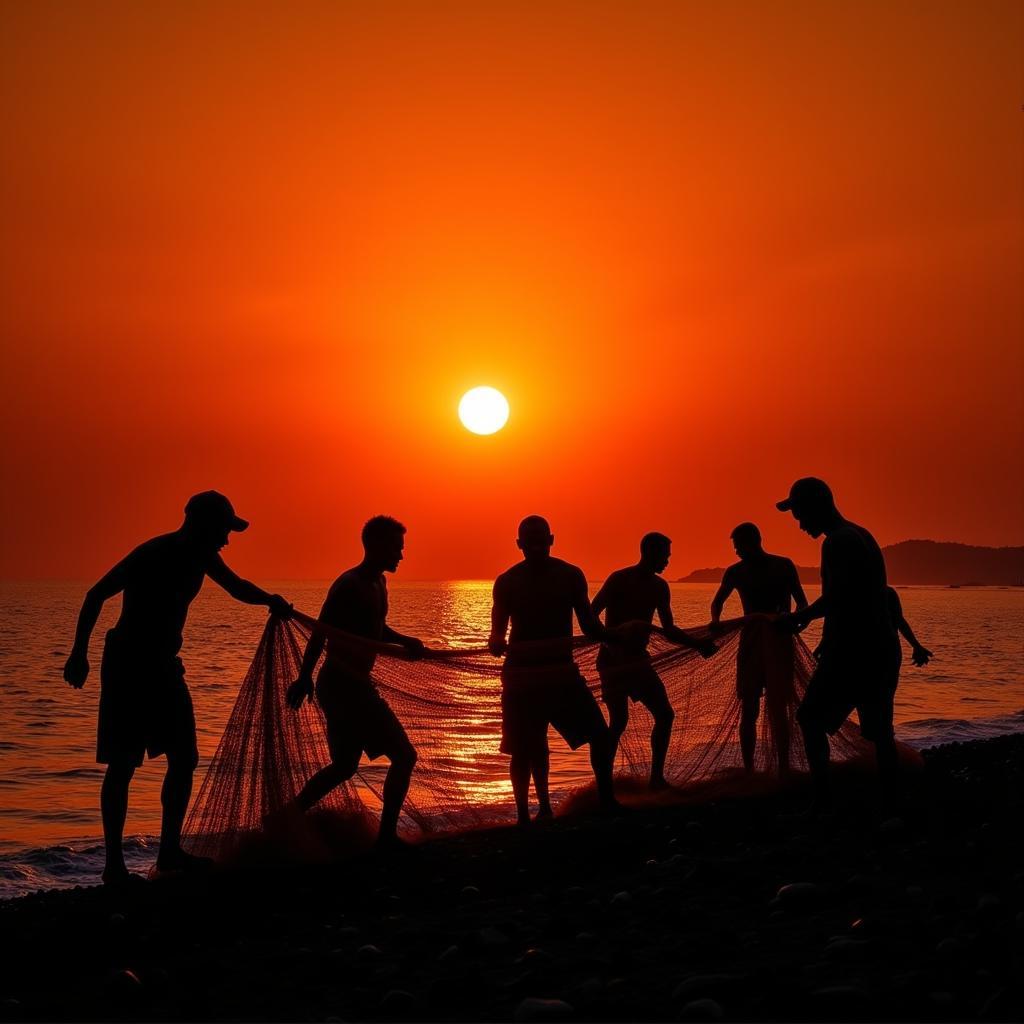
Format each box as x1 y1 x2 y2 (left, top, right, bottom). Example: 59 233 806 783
1 580 1021 898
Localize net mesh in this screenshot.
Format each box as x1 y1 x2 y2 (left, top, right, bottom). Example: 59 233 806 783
184 611 869 861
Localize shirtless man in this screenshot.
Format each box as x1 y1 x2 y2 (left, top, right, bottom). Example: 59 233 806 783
775 478 902 811
287 516 424 848
62 491 292 885
489 516 617 826
592 532 716 790
710 522 807 774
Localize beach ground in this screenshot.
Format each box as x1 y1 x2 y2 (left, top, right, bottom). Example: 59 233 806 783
1 734 1021 1023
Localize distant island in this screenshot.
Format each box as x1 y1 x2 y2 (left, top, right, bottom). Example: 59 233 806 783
677 540 1024 587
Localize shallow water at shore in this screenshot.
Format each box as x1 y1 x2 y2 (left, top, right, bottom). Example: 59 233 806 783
0 580 1021 896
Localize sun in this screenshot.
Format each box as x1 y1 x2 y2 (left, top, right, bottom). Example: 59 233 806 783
458 386 510 435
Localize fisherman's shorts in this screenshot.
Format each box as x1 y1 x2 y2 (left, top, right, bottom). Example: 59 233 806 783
316 663 413 766
596 650 670 711
798 645 899 742
736 620 796 704
500 663 607 758
98 631 199 768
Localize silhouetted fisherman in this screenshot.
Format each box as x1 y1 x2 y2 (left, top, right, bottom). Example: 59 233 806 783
710 523 807 774
592 532 716 790
489 516 618 825
776 478 901 811
287 516 424 850
62 492 292 886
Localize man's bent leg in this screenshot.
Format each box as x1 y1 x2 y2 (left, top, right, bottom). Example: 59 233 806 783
378 741 417 841
101 761 136 882
641 688 675 789
510 754 532 826
156 749 198 870
739 696 760 773
296 758 360 812
796 701 832 806
588 721 617 807
531 746 553 820
765 696 791 775
605 692 629 768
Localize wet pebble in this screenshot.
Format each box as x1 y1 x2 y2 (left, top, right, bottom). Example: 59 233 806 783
610 891 632 907
516 947 554 968
810 985 871 1014
776 882 820 906
357 944 383 959
460 885 480 900
513 997 574 1021
678 998 725 1021
478 926 509 947
437 945 459 962
976 894 1002 917
103 968 143 1000
672 975 742 1003
379 989 416 1016
824 938 871 961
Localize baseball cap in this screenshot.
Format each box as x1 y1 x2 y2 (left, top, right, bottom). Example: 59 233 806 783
184 491 249 531
776 477 833 512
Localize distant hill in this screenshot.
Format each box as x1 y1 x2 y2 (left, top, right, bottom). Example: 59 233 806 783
677 540 1024 587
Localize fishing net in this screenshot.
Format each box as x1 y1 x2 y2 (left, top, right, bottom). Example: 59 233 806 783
183 610 869 862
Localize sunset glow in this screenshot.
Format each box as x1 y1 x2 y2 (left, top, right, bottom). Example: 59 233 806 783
0 2 1020 582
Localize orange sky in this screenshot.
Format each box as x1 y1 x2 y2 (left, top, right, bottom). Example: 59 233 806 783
2 1 1022 582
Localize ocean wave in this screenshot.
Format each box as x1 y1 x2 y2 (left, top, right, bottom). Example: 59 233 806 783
899 710 1024 748
0 838 157 901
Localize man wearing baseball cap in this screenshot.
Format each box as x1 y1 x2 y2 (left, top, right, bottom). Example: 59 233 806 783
775 478 901 812
63 491 292 886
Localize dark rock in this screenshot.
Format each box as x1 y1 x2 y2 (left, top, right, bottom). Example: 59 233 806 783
810 985 872 1019
976 893 1002 917
672 975 743 1003
678 998 725 1021
103 968 143 1001
776 882 821 906
357 944 383 959
513 997 574 1021
610 891 632 907
478 926 510 947
824 938 871 961
516 947 555 968
379 989 416 1016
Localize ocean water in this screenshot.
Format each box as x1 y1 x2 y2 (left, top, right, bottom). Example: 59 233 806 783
0 580 1021 898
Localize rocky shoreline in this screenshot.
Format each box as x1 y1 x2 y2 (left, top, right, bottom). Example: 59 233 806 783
1 734 1021 1022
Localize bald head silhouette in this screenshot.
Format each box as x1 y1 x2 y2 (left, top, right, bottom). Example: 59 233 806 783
517 516 554 563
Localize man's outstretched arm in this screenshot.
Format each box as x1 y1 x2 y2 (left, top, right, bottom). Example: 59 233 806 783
658 586 716 657
206 556 291 617
286 589 341 708
64 558 133 688
790 564 809 613
572 570 609 642
710 569 735 623
381 621 425 659
488 577 510 656
590 578 611 621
